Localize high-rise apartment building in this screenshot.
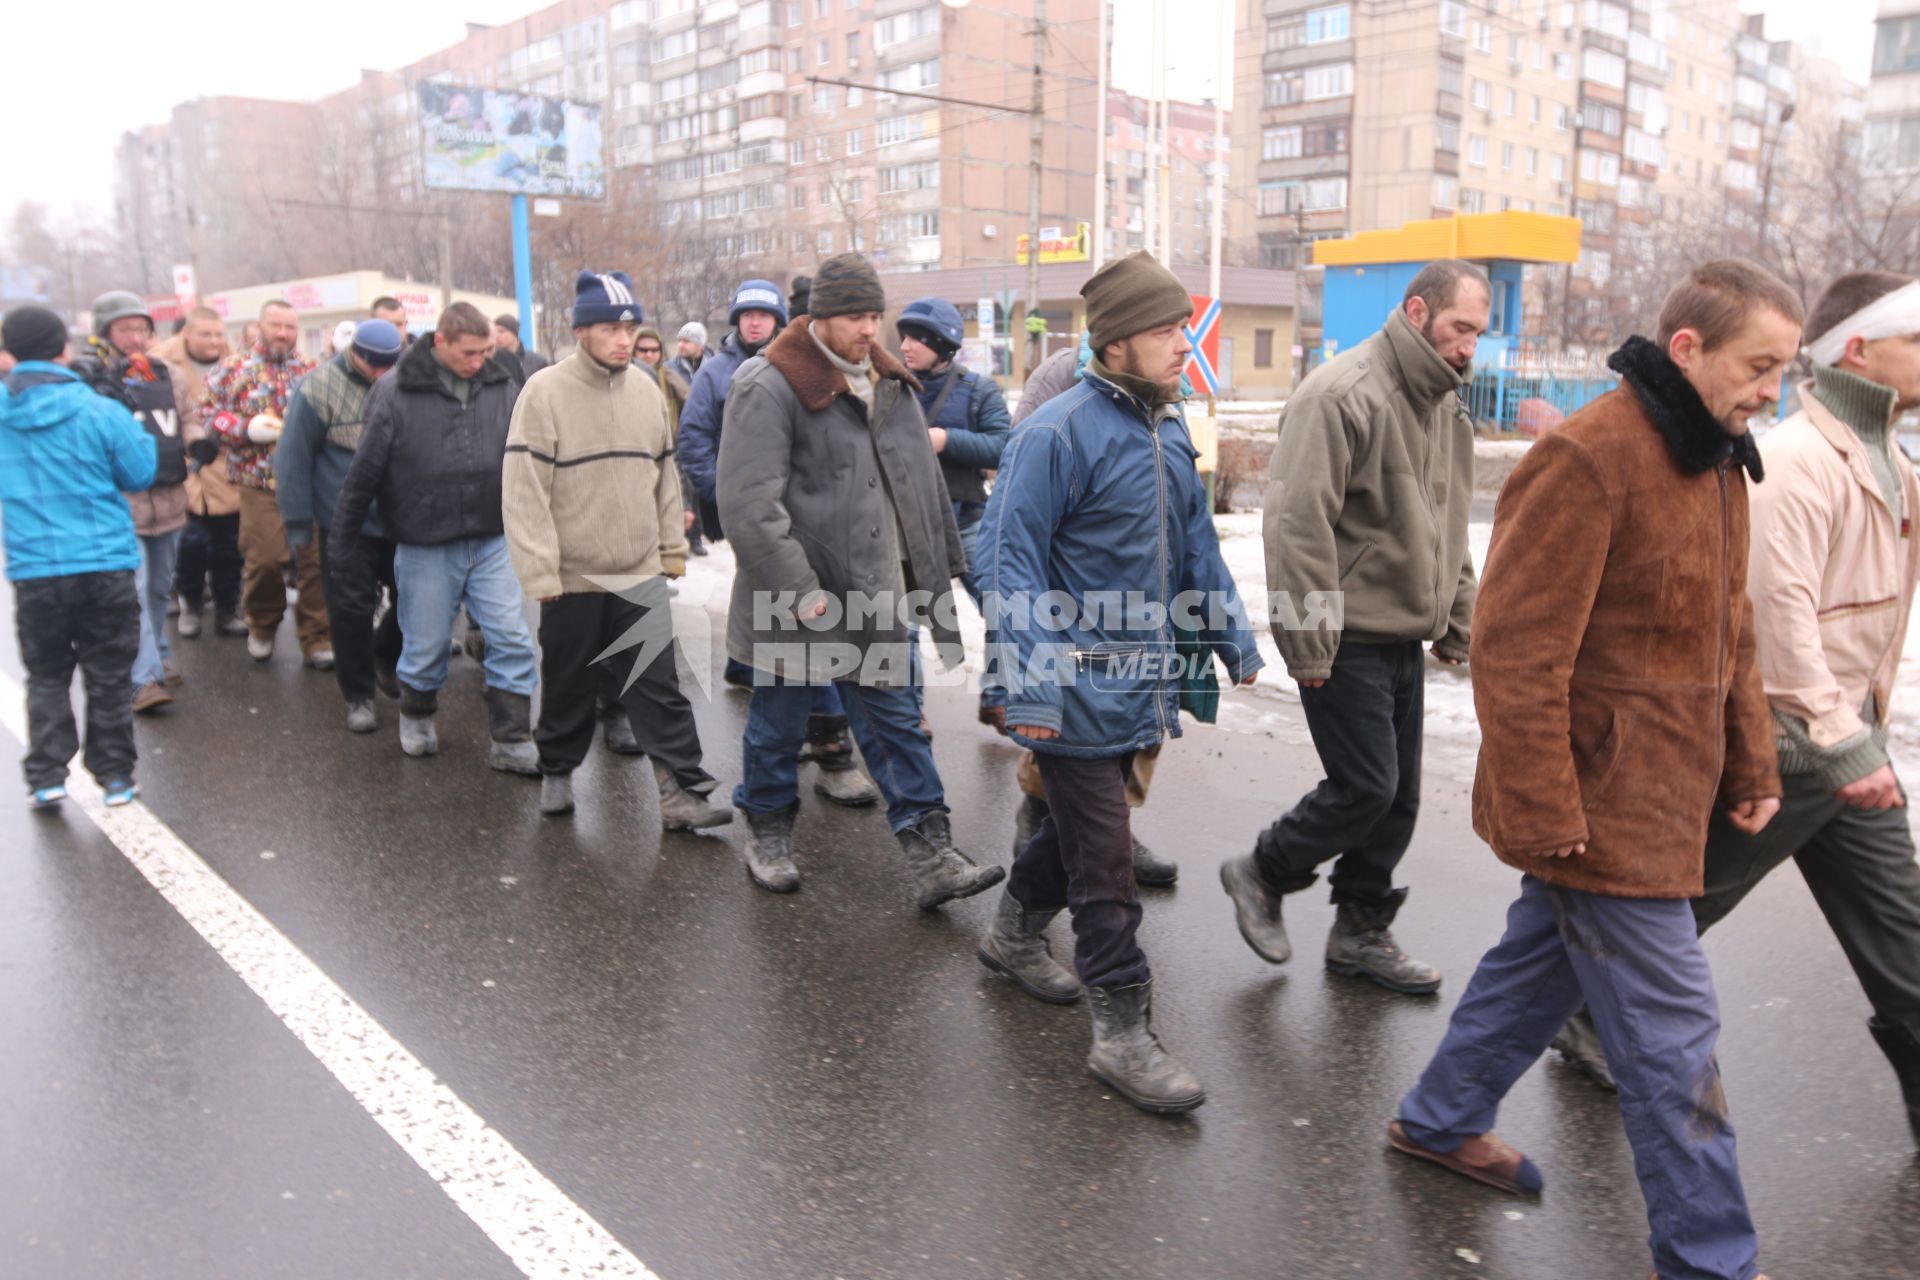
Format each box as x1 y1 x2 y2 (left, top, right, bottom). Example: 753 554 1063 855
1100 89 1232 268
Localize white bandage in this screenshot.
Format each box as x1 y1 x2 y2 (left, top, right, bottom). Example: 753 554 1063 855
1806 280 1920 366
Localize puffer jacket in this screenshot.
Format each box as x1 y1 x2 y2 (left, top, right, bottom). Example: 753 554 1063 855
914 362 1010 512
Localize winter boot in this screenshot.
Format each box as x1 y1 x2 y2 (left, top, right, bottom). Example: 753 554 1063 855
1869 1017 1920 1145
1131 835 1179 887
743 803 802 893
1325 891 1442 994
977 886 1084 1004
896 812 1006 911
1085 981 1205 1114
600 707 644 755
1219 853 1292 964
805 714 881 806
484 687 541 776
176 601 203 639
215 610 249 638
1012 792 1049 857
541 773 575 817
345 700 378 734
1550 1007 1618 1092
653 761 733 831
398 684 439 758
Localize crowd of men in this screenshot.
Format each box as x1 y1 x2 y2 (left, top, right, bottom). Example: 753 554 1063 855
3 245 1919 1280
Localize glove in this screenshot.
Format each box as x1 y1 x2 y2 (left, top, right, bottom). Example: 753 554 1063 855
187 438 220 467
246 414 283 445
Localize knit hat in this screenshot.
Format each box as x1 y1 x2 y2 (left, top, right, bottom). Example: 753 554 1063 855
728 279 789 327
571 270 643 328
897 297 966 360
2 306 69 363
788 275 814 318
493 313 521 337
351 318 405 368
1082 251 1194 354
676 321 708 347
809 254 886 320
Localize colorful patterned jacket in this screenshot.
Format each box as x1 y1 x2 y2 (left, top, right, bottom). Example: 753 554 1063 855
203 342 316 491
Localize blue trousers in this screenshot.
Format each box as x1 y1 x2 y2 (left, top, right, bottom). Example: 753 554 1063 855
735 679 943 832
1398 876 1759 1280
392 537 537 696
131 529 182 690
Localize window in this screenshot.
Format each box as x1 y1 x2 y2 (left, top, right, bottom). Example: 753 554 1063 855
1439 59 1464 98
789 47 803 74
1433 174 1458 208
612 0 649 28
1305 5 1349 42
656 156 701 182
1439 0 1466 37
1581 101 1623 137
1509 33 1524 61
1554 52 1572 80
653 29 696 61
816 134 832 160
1435 118 1461 153
1302 62 1353 100
1472 79 1490 110
788 2 801 25
615 41 642 69
817 230 834 255
1263 125 1303 160
874 5 940 50
1459 187 1486 213
700 62 740 92
1304 120 1349 156
1468 134 1488 167
1726 158 1757 190
1624 127 1664 167
1473 22 1492 54
1583 48 1626 89
739 47 778 76
1256 177 1347 214
847 128 863 154
847 32 860 62
817 38 830 66
1267 16 1305 49
879 160 939 192
1504 88 1517 117
1582 0 1628 38
1876 16 1920 75
1530 95 1542 124
1551 153 1567 181
790 139 805 163
1734 77 1766 111
877 59 939 92
1532 41 1545 70
847 84 862 107
1501 141 1514 171
1526 146 1538 176
1254 328 1275 368
1577 147 1621 185
877 113 928 146
1553 104 1570 132
813 87 830 112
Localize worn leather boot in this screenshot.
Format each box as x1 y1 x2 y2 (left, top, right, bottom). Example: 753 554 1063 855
977 886 1084 1004
805 714 880 806
1219 853 1292 964
484 687 541 776
540 773 574 817
398 683 439 758
896 812 1005 911
600 707 644 755
1869 1016 1920 1145
1085 981 1205 1114
1131 835 1179 887
744 803 801 893
1550 1007 1618 1092
1012 792 1049 857
1326 891 1442 994
653 761 732 831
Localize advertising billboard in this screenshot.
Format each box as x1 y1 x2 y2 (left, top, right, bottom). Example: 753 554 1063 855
419 84 605 200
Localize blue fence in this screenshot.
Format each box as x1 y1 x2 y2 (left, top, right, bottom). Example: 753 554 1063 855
1464 358 1615 432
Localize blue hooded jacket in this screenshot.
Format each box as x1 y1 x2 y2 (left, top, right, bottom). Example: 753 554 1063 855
0 363 156 581
677 330 763 506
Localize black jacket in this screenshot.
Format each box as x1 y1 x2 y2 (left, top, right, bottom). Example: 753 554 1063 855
329 336 520 555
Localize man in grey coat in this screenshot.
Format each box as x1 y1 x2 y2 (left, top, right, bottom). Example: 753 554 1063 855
717 253 1005 910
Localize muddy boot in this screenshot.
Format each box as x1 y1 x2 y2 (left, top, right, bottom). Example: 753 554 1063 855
1131 835 1179 887
744 803 801 893
1550 1007 1618 1092
1012 792 1049 857
653 761 732 831
398 684 439 758
484 687 541 776
600 707 644 755
977 886 1084 1004
540 772 575 816
896 812 1006 911
1869 1017 1920 1146
806 714 880 806
1326 891 1442 994
1085 981 1205 1114
1219 854 1292 964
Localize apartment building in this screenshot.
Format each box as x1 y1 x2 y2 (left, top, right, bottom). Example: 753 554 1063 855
1099 89 1232 268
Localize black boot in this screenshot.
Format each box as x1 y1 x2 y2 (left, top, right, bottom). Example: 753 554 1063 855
1325 890 1442 995
977 886 1084 1004
1550 1007 1618 1092
1219 853 1292 964
599 704 644 755
744 803 801 893
1085 981 1205 1114
1012 792 1049 858
806 713 880 806
1869 1017 1920 1146
484 687 541 776
398 683 439 758
896 812 1005 911
1131 834 1179 887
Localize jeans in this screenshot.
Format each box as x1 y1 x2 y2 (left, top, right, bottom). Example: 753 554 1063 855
318 528 402 705
1398 876 1758 1280
15 571 140 789
131 529 182 690
391 537 537 696
734 678 943 831
954 505 985 609
1008 751 1149 989
175 511 240 613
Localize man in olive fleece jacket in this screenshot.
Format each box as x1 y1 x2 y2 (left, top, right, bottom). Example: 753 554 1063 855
1222 259 1488 996
502 270 726 829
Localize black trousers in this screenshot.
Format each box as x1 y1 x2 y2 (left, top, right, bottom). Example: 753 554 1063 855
1255 640 1424 907
318 527 402 705
14 571 140 789
174 511 241 613
1008 751 1148 990
536 591 711 786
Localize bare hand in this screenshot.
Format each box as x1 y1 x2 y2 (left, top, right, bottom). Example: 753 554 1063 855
1240 670 1259 686
684 509 695 531
928 426 949 453
1530 842 1586 859
1297 677 1327 689
1011 723 1058 741
1724 796 1781 835
1836 764 1905 811
806 598 828 618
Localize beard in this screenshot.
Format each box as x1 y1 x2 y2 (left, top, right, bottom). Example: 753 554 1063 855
1420 317 1472 373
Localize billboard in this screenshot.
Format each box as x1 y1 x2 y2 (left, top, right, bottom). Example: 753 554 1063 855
419 84 605 200
1015 222 1091 266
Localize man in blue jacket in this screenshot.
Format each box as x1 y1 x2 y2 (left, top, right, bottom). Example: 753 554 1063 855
975 252 1262 1113
0 306 158 809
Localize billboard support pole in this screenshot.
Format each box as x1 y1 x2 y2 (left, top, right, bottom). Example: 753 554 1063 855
512 194 534 353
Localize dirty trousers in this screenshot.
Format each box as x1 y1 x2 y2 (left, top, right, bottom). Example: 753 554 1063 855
1398 875 1760 1280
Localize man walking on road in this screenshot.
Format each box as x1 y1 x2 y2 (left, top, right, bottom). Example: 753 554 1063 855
1222 259 1489 994
0 306 157 809
976 252 1262 1113
154 307 242 640
717 253 1002 909
203 300 329 668
504 271 729 829
1389 261 1798 1280
330 303 539 776
275 318 405 733
491 313 548 383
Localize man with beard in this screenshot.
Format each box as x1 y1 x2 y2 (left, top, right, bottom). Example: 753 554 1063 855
1222 259 1488 995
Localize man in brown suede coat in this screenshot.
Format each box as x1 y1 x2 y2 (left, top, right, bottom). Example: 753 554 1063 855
1390 260 1799 1280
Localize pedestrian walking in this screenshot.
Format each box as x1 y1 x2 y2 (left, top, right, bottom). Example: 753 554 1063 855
0 306 157 809
976 251 1262 1113
153 307 243 640
1390 260 1801 1280
1222 259 1491 994
491 313 548 383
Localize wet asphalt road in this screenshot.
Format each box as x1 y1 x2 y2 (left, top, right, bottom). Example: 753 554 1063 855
1 588 1917 1280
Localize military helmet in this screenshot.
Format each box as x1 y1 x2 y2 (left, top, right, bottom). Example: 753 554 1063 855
90 290 153 339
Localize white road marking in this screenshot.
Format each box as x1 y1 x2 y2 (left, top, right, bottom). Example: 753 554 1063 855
0 674 660 1280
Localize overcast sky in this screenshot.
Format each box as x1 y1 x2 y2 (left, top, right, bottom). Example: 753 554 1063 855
0 0 1883 226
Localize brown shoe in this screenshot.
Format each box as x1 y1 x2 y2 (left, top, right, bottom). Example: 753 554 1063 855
132 682 175 714
1386 1120 1542 1194
163 662 184 688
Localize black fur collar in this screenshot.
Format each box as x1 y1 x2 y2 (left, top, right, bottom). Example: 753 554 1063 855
1607 336 1763 482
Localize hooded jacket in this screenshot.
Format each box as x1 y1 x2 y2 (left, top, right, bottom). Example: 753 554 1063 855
0 363 157 581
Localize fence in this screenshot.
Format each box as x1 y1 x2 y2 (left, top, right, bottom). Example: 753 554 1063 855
1464 349 1614 433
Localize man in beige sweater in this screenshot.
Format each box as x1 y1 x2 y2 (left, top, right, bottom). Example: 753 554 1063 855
503 270 729 830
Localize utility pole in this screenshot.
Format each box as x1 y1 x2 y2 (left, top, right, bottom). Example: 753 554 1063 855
1155 0 1174 268
1026 0 1047 376
1092 0 1110 269
438 198 455 312
1207 0 1229 301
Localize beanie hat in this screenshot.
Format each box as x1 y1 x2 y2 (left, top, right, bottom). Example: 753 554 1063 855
729 279 789 327
676 321 708 346
809 254 886 321
1081 251 1194 354
788 275 814 318
897 297 965 361
493 313 521 337
2 306 69 363
571 270 643 328
351 318 405 368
